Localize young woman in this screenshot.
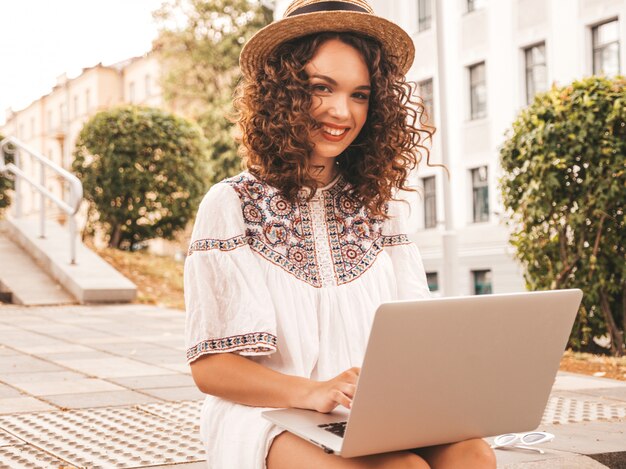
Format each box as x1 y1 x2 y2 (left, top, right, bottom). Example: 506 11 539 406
184 1 497 468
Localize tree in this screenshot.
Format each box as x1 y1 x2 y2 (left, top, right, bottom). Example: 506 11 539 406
152 0 273 185
0 133 14 217
500 76 625 356
72 106 209 250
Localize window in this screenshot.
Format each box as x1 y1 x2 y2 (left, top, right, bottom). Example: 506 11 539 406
18 123 24 139
472 270 492 295
467 0 487 12
426 272 439 292
73 95 79 118
129 81 136 103
59 103 67 125
418 0 432 31
47 110 53 131
422 176 437 229
524 42 547 105
469 62 487 119
30 117 35 139
145 74 151 98
471 166 489 222
419 78 434 124
593 19 620 76
85 89 91 112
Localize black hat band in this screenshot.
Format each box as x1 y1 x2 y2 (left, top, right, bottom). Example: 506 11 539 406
287 1 369 17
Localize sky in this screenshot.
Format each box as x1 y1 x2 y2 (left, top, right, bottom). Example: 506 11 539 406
0 0 164 125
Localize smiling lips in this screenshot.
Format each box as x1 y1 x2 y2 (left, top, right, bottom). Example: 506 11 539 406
320 123 350 142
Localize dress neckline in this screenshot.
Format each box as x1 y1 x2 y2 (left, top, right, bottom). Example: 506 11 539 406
243 170 345 198
298 173 344 198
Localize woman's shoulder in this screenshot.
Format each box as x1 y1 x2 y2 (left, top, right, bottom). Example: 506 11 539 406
219 170 280 202
192 173 254 239
199 171 255 204
197 170 283 216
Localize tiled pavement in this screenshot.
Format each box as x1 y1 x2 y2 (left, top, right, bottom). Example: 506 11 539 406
0 304 205 468
0 303 625 468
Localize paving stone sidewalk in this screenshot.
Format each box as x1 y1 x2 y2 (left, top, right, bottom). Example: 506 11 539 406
0 303 625 468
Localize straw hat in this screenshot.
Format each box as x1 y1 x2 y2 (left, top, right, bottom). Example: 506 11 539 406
239 0 415 79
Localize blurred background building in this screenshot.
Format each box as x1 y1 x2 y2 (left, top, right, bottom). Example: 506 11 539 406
0 54 162 218
276 0 625 296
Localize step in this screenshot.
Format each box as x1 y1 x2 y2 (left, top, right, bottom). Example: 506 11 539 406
0 232 76 305
1 216 136 304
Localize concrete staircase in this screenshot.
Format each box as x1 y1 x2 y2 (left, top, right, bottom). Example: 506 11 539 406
0 232 75 305
0 216 136 305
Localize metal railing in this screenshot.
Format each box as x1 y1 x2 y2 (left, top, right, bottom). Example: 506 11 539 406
0 136 83 264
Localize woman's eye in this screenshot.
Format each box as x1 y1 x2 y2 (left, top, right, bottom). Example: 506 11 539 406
353 93 370 100
312 84 331 93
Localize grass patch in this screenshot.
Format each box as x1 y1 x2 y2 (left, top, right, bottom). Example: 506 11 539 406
560 350 626 381
94 245 185 310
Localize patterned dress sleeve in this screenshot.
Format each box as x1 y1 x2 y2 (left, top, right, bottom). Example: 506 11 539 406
382 198 432 300
184 182 277 364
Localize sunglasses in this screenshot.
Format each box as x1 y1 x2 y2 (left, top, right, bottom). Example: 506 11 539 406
490 431 555 453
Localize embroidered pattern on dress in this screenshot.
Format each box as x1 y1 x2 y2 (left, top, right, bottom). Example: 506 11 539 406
187 332 277 362
187 172 410 287
187 235 246 256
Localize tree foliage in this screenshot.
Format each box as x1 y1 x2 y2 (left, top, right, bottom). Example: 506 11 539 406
152 0 273 185
500 76 626 355
0 133 14 217
72 106 209 250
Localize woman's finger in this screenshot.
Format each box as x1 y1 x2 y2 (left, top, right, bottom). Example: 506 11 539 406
332 389 352 409
342 369 360 384
338 382 356 399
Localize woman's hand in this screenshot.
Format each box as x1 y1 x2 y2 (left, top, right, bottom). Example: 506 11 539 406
303 367 361 413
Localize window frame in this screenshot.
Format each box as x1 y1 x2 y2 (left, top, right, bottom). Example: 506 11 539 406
467 0 487 13
419 78 435 124
418 0 432 32
471 166 489 223
592 19 621 76
524 42 547 105
426 272 439 292
145 74 152 98
469 62 487 120
422 175 437 229
129 81 136 103
472 269 493 295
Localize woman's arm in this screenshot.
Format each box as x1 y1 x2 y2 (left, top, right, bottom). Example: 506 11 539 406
190 353 359 413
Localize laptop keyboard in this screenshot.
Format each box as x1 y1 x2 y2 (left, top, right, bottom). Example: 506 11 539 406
318 421 347 438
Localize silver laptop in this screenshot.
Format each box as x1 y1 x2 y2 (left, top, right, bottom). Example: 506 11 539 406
262 289 583 457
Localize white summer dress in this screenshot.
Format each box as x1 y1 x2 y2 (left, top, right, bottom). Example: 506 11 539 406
184 171 431 469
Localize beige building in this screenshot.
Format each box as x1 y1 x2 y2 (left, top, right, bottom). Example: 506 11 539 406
1 53 163 218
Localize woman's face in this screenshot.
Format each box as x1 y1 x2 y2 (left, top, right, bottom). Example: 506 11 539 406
304 38 371 164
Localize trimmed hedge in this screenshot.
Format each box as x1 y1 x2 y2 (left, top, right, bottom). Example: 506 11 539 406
500 76 626 355
73 106 210 250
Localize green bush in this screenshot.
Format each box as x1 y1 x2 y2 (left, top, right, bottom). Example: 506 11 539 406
0 133 14 217
73 106 210 250
500 76 626 355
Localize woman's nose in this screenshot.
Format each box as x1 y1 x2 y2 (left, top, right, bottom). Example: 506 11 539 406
327 95 350 119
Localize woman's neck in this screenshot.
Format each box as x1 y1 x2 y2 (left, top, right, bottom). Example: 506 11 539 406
310 157 338 186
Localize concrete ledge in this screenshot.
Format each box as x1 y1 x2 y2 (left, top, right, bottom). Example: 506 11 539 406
1 216 136 303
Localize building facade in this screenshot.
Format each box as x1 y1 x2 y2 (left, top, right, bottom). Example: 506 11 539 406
1 54 163 217
275 0 625 296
